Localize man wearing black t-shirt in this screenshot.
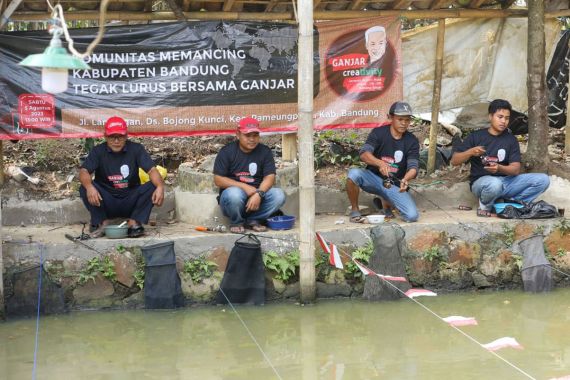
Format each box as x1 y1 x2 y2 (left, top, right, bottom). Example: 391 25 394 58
451 99 550 217
79 116 165 238
213 117 286 233
346 101 420 223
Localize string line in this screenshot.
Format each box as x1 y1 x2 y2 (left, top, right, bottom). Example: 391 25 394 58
31 244 44 380
217 287 283 380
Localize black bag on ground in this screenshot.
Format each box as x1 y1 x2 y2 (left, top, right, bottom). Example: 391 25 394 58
142 241 184 309
216 234 265 305
498 200 559 219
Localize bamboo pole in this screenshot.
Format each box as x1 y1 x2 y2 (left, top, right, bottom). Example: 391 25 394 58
9 8 533 22
566 36 570 157
427 19 445 174
281 133 297 161
0 199 4 321
298 0 316 303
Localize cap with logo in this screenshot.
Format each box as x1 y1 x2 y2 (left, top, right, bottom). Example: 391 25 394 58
389 102 413 116
238 117 261 133
104 116 128 136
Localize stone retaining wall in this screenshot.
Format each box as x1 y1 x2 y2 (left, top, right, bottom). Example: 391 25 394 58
3 219 570 317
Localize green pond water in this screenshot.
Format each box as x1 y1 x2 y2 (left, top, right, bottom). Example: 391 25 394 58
1 288 569 380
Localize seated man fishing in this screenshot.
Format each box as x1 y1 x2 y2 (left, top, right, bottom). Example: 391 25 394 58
79 116 165 238
450 99 550 217
213 117 286 233
346 101 420 223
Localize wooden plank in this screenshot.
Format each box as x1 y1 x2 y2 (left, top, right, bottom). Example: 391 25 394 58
265 0 280 12
164 0 188 19
427 19 445 174
349 0 365 10
281 133 297 161
298 0 316 302
391 0 412 9
9 8 531 21
468 0 486 9
501 0 517 9
430 0 450 9
223 0 237 11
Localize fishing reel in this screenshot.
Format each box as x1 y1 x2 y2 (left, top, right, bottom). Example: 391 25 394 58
383 176 395 189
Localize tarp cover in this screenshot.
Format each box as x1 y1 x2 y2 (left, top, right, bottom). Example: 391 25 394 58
216 234 265 305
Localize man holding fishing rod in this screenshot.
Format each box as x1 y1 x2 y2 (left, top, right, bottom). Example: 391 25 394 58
450 99 550 217
346 101 420 223
79 116 165 238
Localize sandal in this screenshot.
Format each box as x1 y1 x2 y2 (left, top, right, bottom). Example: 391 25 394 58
477 208 492 217
349 210 366 223
458 205 473 211
245 221 267 232
230 224 245 233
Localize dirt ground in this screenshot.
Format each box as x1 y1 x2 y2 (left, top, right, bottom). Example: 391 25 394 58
1 123 568 201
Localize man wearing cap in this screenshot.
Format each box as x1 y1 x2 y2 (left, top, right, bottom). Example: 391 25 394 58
213 117 286 233
79 116 165 238
346 101 420 223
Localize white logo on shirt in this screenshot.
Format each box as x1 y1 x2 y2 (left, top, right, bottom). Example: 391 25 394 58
120 165 130 178
249 163 258 176
394 150 403 163
497 149 506 162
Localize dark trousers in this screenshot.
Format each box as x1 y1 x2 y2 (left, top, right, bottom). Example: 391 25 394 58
80 182 156 226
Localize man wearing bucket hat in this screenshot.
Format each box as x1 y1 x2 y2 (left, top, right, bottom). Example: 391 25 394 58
451 99 550 217
79 116 165 238
346 101 420 223
213 117 286 233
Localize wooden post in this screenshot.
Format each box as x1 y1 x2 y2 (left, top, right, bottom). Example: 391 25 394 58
427 19 445 174
566 37 570 157
526 0 550 171
0 141 4 186
0 201 4 320
297 0 316 303
281 133 297 161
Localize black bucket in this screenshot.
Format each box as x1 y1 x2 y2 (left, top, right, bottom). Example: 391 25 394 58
142 241 184 309
216 234 265 305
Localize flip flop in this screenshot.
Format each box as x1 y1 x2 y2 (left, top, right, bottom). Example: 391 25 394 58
477 208 492 217
245 221 267 232
458 205 473 211
230 224 245 233
349 210 366 223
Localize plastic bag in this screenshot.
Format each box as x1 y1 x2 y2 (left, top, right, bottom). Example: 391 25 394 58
497 200 559 219
139 165 167 184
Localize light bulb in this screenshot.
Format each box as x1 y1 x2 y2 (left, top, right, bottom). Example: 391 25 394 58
41 67 68 94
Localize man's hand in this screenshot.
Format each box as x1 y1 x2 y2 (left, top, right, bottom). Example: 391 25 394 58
378 161 390 177
246 192 262 212
399 178 409 193
86 185 102 207
469 146 486 157
484 163 500 174
152 185 165 206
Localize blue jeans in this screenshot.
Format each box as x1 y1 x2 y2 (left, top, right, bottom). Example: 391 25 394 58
471 174 550 210
347 168 418 222
219 187 286 225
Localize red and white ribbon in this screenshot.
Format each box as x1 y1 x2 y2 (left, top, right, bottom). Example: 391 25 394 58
482 337 523 352
315 232 343 269
442 316 478 327
405 289 437 298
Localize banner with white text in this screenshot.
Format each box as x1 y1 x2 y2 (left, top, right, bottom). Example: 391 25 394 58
0 19 401 139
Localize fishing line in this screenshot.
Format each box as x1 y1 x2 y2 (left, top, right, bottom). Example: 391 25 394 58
333 246 538 380
217 287 284 380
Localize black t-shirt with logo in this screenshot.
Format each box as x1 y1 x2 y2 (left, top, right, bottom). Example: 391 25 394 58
81 140 155 197
360 125 419 180
453 128 521 185
213 141 276 194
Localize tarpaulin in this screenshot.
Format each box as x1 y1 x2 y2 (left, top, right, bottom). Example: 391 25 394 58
0 18 402 139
